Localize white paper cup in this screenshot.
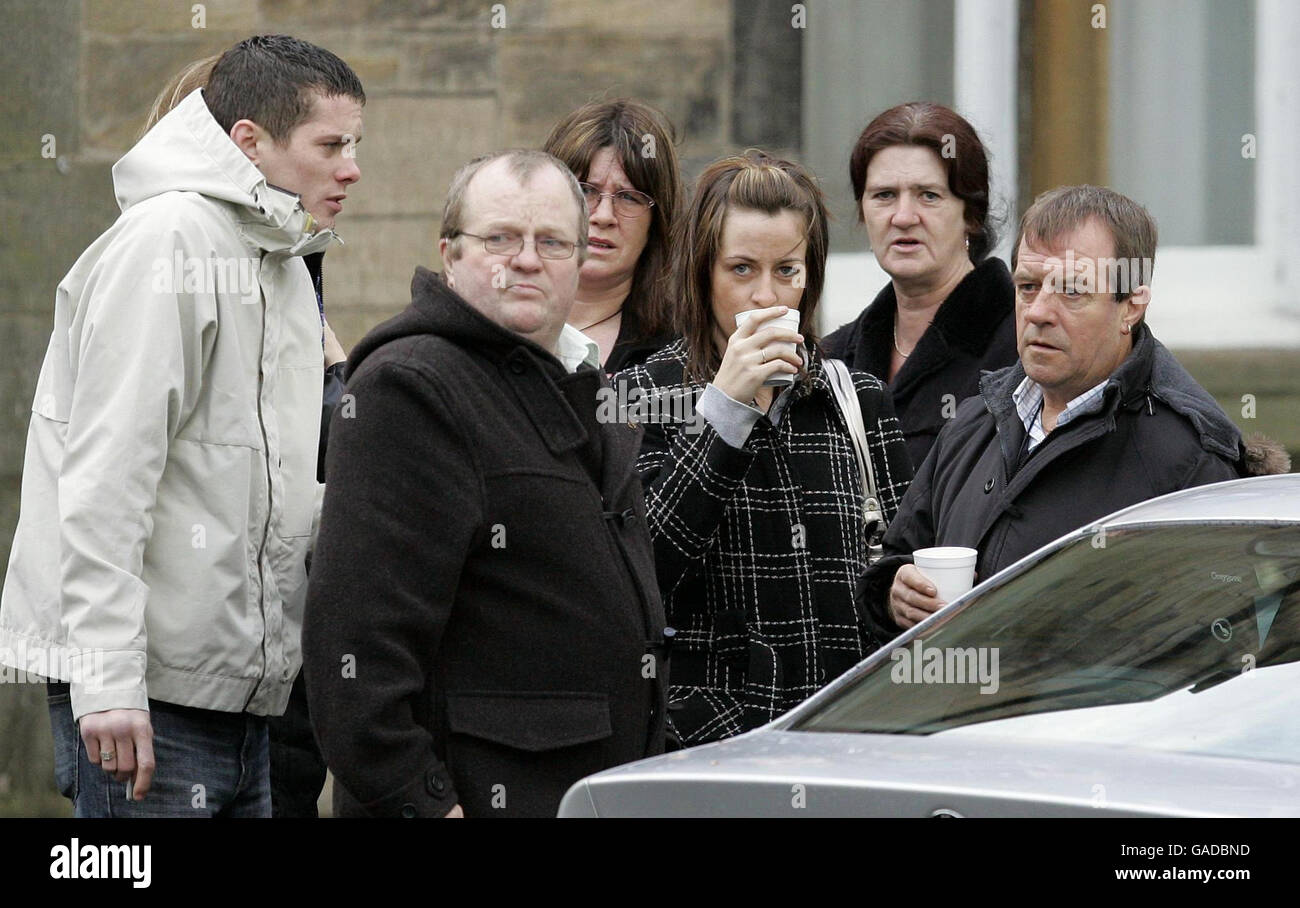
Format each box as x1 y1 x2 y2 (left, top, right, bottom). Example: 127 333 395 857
735 308 800 386
912 546 978 604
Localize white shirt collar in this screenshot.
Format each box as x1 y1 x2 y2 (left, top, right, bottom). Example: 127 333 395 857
555 323 602 374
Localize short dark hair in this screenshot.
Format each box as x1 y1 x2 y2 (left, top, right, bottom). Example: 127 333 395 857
1011 185 1158 301
204 35 365 144
676 150 830 385
849 101 997 262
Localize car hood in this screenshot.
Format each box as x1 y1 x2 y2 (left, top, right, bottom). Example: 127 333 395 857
560 730 1300 817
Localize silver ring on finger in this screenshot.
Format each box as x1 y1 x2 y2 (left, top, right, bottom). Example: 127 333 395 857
759 347 767 364
100 750 116 761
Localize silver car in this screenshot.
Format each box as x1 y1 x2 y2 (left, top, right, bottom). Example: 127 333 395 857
559 475 1300 817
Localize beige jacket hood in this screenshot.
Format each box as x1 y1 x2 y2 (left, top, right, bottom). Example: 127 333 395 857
0 89 334 719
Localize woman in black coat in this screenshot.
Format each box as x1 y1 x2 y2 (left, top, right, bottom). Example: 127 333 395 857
822 102 1018 470
544 99 682 373
613 151 914 747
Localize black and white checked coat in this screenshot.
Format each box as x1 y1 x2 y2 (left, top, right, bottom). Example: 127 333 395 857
613 340 913 745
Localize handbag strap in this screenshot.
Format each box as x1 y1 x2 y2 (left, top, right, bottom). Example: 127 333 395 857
824 358 884 539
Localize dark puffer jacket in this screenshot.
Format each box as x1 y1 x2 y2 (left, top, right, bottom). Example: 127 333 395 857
857 322 1246 640
822 258 1018 470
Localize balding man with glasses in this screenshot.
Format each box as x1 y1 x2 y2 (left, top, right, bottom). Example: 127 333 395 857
302 150 669 817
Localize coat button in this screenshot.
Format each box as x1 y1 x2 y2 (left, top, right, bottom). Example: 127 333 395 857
984 478 995 493
400 803 417 818
621 508 636 525
425 768 446 796
509 359 526 375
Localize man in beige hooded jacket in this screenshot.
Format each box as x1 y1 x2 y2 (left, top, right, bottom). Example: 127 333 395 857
0 35 363 817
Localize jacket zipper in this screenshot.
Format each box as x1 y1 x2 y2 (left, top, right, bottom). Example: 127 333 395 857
251 254 274 706
315 255 326 315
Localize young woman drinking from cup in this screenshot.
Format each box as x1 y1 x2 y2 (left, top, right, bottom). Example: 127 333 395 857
613 151 914 747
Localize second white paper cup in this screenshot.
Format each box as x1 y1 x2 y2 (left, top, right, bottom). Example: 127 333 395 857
912 546 978 604
735 308 800 386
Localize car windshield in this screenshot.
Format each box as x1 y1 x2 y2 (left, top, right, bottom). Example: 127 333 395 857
793 524 1300 765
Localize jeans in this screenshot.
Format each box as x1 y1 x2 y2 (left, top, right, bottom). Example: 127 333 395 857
47 682 271 817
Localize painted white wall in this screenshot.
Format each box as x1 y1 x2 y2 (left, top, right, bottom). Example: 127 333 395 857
954 0 1019 263
819 252 891 337
1143 248 1300 348
1256 0 1300 339
822 247 1300 349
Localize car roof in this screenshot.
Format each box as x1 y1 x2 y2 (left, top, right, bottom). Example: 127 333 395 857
1097 474 1300 527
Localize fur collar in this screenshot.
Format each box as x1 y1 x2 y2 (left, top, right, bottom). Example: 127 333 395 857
841 257 1015 389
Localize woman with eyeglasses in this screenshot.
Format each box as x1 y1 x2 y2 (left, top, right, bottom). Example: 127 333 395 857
543 99 683 372
613 151 914 747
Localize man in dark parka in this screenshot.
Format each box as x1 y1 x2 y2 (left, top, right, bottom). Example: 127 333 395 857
860 186 1246 642
303 150 667 817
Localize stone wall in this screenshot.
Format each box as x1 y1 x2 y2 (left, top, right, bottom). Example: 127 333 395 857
23 0 755 352
0 0 810 814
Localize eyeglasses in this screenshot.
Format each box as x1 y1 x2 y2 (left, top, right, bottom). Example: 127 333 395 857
455 231 582 260
578 183 656 218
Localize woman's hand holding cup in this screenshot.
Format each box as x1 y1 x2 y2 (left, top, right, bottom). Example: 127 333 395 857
713 306 803 405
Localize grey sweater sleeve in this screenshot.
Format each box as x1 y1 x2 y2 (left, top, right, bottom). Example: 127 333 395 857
695 383 762 450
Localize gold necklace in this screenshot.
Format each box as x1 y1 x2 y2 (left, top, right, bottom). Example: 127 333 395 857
892 318 911 358
893 314 933 358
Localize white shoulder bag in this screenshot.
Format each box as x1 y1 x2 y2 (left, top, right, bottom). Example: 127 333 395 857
824 358 885 561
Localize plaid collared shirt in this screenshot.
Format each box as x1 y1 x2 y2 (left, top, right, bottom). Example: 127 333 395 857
1012 375 1109 452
